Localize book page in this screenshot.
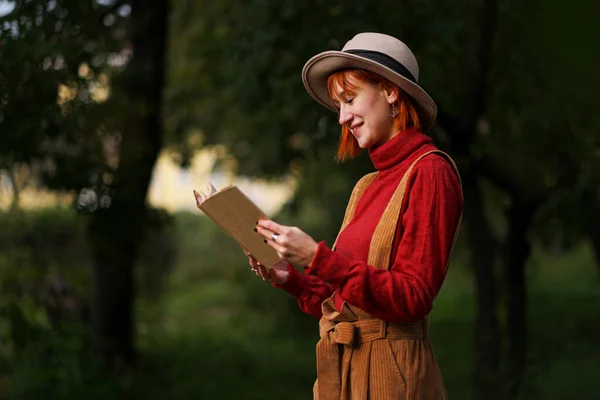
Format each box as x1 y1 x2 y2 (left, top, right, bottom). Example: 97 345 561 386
193 182 217 205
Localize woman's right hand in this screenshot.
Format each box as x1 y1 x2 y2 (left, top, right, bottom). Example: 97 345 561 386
244 250 290 285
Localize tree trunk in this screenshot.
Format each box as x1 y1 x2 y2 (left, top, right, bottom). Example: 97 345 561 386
588 230 600 280
7 165 20 211
583 195 600 280
87 0 169 367
462 172 502 400
503 197 536 398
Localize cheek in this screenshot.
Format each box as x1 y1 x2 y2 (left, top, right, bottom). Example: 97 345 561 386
364 96 387 121
368 104 389 129
365 94 381 111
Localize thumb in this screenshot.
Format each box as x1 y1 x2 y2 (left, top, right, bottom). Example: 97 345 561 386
276 261 289 270
268 267 280 280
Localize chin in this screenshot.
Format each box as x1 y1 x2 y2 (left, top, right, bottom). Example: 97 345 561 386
357 138 375 149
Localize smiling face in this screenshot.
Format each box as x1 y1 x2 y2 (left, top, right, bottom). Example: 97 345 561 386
326 69 422 161
331 76 397 149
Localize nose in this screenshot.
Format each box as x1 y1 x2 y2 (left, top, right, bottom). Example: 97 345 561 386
338 106 352 126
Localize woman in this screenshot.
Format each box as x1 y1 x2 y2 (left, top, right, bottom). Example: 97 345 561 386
248 32 463 399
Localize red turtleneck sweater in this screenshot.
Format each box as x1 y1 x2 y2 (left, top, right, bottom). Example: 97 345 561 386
275 128 463 324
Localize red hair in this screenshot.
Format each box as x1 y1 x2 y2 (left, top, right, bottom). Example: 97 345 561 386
326 69 421 162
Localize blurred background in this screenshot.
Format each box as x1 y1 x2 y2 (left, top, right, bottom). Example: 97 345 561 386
1 0 599 399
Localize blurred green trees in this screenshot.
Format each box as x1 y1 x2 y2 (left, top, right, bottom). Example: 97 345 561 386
1 0 599 398
0 0 127 204
0 0 170 367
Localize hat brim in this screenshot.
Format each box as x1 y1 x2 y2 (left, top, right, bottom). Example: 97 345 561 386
302 51 437 132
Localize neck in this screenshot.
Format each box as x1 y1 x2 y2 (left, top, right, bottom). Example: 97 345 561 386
375 125 401 147
368 127 432 171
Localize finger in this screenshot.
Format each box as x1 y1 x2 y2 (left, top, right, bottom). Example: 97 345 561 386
264 239 287 259
257 227 289 246
257 219 286 234
255 226 275 241
249 256 261 267
257 265 270 281
256 266 265 279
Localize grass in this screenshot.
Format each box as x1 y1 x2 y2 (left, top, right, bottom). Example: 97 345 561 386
5 212 600 399
129 214 600 399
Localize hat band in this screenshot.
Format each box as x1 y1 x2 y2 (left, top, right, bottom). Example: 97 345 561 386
344 49 416 83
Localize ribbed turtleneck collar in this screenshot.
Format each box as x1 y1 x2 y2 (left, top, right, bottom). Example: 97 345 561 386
368 127 433 171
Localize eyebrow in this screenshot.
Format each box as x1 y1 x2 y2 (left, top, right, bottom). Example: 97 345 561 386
331 89 352 106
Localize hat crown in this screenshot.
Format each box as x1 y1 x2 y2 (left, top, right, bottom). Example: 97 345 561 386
341 32 419 82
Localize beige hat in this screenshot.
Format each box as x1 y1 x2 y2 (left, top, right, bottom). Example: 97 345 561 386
302 32 437 132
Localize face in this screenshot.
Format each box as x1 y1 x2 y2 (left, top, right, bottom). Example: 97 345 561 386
331 76 398 149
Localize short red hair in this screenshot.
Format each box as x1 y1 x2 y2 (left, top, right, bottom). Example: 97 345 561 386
326 69 421 162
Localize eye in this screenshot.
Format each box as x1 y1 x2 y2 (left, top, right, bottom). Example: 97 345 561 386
345 98 354 105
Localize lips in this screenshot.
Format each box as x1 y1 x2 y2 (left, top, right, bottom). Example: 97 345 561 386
350 123 363 136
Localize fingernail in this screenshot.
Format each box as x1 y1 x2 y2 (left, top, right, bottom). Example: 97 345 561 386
264 239 267 243
253 228 257 232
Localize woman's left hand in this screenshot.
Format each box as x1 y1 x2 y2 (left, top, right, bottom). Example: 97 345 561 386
256 220 319 267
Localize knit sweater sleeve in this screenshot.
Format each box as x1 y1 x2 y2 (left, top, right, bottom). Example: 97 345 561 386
272 263 334 319
307 157 463 323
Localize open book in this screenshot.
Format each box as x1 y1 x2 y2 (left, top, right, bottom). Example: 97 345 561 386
193 183 281 268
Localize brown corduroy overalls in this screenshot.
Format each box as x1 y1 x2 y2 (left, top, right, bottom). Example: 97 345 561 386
313 151 462 400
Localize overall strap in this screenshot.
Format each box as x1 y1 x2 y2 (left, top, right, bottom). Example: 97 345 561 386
367 150 463 271
365 149 462 339
332 171 378 250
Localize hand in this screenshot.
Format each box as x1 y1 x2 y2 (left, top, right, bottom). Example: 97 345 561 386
256 220 319 267
244 249 290 285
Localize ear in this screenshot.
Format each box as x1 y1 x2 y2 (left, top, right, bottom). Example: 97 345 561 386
383 86 398 105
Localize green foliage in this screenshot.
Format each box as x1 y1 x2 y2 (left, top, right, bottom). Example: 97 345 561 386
0 208 89 393
0 207 177 394
3 0 600 397
0 208 90 292
0 0 129 193
0 211 598 399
